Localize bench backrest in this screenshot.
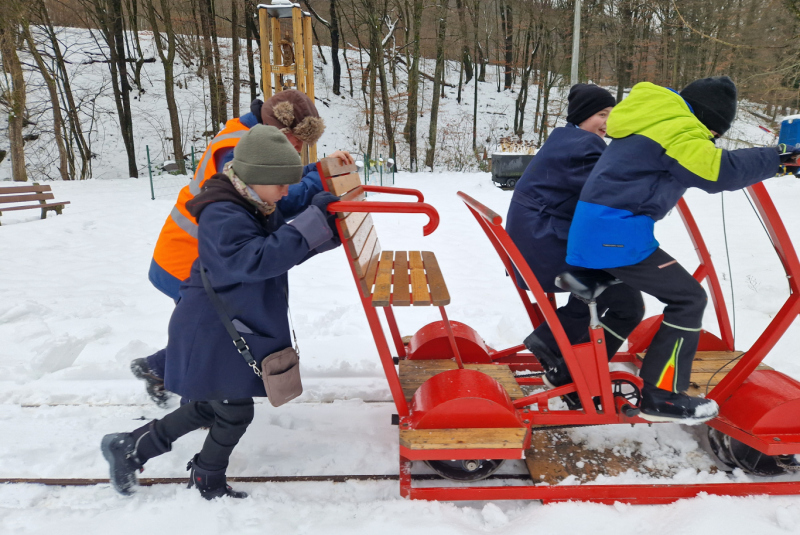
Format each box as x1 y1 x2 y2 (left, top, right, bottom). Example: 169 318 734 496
317 158 381 299
0 184 55 205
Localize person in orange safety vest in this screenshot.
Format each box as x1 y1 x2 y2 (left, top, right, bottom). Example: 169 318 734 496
131 90 354 406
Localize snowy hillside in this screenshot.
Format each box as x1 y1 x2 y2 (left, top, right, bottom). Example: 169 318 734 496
2 26 800 535
0 26 785 183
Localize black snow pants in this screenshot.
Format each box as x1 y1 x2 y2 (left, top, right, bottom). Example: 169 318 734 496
605 248 708 393
132 398 255 472
533 281 645 361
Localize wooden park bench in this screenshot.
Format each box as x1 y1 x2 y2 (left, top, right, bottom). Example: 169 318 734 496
0 183 70 225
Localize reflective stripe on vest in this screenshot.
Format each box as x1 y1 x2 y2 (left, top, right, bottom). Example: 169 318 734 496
169 205 198 238
189 128 251 195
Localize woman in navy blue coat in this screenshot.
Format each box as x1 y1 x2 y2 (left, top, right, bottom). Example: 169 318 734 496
101 125 341 500
506 84 644 393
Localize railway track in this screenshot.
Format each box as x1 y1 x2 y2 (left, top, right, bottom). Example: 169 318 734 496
0 474 533 486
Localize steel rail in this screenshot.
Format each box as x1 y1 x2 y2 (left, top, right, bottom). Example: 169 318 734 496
0 474 533 486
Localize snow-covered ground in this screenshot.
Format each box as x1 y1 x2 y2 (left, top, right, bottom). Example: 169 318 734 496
3 170 800 533
3 24 800 535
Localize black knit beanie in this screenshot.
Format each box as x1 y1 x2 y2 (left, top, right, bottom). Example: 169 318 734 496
679 76 737 136
566 84 616 126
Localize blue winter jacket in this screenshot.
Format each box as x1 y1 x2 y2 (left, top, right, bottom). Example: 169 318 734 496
164 175 335 400
567 82 781 269
506 125 606 292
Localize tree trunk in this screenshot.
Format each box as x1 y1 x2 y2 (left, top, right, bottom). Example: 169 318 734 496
199 0 221 132
375 22 396 162
330 0 341 96
41 1 92 179
209 0 228 126
0 11 28 182
615 2 635 103
245 0 257 102
232 0 240 117
455 0 473 84
22 20 70 180
124 0 145 91
500 0 513 90
406 0 423 171
471 0 480 150
102 0 138 177
424 4 448 170
147 0 186 174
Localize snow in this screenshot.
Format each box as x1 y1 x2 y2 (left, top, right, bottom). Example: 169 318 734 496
3 171 800 533
3 25 800 535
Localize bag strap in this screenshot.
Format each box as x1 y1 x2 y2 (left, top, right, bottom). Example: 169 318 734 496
199 262 262 378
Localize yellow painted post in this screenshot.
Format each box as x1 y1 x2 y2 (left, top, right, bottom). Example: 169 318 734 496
271 17 282 91
303 15 316 162
258 8 272 99
292 8 305 94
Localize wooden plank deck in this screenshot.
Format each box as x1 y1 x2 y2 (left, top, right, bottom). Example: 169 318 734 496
398 359 525 403
637 350 773 395
400 428 527 450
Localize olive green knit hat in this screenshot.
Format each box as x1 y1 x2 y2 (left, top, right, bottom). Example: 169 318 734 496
231 124 303 185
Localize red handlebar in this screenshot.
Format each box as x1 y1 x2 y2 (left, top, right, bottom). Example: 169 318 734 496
327 200 440 236
361 185 424 202
457 191 503 225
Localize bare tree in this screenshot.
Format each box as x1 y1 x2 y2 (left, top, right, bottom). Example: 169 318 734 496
21 13 70 180
40 2 92 179
146 0 186 173
405 0 424 171
231 0 241 116
0 0 28 181
424 1 448 169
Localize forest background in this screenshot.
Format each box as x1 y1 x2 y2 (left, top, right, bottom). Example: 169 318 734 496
2 0 800 182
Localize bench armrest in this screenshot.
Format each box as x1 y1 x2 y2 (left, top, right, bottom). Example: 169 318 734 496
326 200 440 236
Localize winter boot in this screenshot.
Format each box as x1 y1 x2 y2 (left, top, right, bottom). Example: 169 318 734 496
101 432 146 496
524 332 573 388
186 455 248 500
639 382 719 424
131 358 170 408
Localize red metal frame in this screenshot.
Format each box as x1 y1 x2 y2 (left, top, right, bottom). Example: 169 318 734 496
317 154 800 503
446 187 800 502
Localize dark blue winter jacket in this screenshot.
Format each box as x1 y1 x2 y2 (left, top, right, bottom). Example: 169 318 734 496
506 125 606 292
164 174 335 400
567 82 781 269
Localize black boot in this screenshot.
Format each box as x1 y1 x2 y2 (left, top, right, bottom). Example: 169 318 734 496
524 332 572 388
101 432 146 496
640 382 719 424
131 358 170 408
186 455 248 500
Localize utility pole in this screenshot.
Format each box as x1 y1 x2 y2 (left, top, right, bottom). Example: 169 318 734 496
570 0 581 86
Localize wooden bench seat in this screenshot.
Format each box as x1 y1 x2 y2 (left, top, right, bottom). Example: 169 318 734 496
0 183 70 225
319 158 450 308
399 359 525 403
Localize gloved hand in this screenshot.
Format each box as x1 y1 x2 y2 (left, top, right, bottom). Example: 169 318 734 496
310 191 341 237
777 143 800 164
311 190 341 213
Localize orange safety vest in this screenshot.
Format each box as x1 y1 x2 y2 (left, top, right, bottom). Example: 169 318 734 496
151 119 250 288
